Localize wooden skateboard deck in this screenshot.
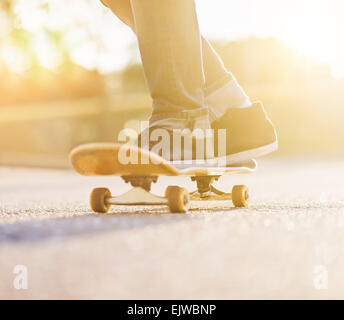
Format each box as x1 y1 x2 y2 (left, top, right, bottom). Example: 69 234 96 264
70 143 257 177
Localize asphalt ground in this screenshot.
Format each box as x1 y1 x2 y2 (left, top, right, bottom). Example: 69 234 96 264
0 157 343 299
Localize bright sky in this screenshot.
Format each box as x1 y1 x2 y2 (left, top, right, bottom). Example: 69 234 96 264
197 0 344 78
3 0 344 78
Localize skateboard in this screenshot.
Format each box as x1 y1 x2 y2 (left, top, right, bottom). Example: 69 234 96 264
70 143 257 213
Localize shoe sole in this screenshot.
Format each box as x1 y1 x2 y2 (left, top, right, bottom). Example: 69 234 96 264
216 141 278 165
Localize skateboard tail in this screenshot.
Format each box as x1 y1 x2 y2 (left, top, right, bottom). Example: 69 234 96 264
70 143 179 176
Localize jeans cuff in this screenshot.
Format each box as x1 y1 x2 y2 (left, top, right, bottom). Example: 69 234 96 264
149 108 210 130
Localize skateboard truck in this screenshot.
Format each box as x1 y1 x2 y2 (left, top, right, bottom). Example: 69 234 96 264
122 175 158 192
190 175 248 203
89 175 249 214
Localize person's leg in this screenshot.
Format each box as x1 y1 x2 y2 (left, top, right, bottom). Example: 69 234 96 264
101 0 250 122
102 0 213 162
131 0 207 115
101 0 133 27
104 0 208 126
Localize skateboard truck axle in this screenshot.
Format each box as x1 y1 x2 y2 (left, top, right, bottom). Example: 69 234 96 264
90 185 190 213
106 187 167 205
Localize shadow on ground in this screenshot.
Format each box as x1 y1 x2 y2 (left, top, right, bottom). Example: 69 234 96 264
0 211 193 245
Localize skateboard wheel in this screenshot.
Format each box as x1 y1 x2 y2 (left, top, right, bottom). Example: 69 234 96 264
165 186 190 213
90 188 112 213
232 185 249 208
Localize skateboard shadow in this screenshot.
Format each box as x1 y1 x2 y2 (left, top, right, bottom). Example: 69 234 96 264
0 210 192 245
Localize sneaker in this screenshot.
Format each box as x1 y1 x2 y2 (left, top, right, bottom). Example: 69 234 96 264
136 112 216 166
212 101 278 165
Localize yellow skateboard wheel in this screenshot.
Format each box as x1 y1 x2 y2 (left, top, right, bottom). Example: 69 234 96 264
90 188 112 213
165 186 190 213
232 185 249 208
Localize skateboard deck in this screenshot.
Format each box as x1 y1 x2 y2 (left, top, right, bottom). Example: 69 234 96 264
70 143 257 213
70 143 257 177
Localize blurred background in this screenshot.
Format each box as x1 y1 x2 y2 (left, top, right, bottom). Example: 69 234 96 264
0 0 343 167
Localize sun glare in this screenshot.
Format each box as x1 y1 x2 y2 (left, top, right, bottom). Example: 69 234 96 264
197 0 344 78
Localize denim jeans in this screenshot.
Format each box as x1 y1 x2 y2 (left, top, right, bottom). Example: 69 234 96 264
102 0 249 127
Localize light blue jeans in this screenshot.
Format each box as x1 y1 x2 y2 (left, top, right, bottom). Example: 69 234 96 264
102 0 250 128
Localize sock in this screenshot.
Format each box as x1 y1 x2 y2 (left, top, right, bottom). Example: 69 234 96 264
206 78 252 122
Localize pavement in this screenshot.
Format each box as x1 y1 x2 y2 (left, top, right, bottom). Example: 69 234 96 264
0 157 344 299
